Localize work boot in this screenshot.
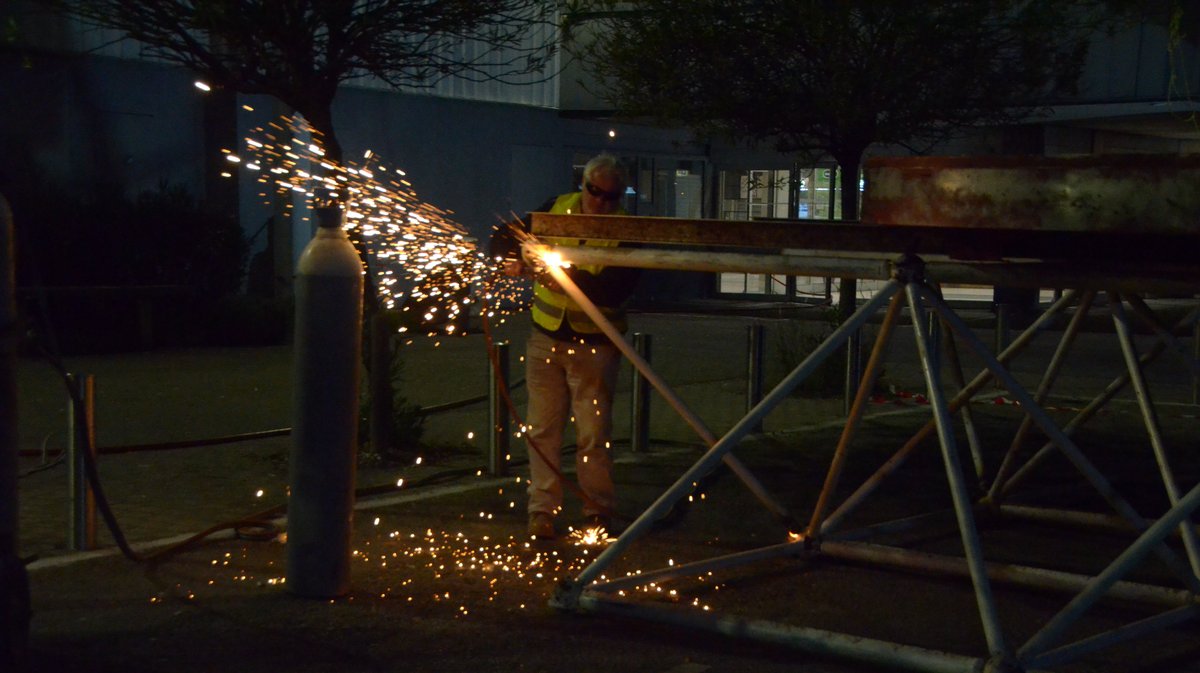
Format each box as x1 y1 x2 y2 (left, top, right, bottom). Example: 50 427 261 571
528 511 555 539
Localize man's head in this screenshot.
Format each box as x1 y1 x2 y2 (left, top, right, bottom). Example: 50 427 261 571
580 153 628 215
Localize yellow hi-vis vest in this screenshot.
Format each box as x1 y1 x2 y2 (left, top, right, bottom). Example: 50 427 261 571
531 192 627 336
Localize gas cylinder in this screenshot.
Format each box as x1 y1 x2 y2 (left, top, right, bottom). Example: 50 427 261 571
287 205 363 598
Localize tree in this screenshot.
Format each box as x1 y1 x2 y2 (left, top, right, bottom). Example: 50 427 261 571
572 0 1134 317
37 0 571 455
45 0 567 163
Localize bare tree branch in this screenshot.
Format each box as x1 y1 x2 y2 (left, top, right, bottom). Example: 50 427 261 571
41 0 572 158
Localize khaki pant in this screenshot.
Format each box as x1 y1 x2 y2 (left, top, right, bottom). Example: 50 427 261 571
524 329 620 518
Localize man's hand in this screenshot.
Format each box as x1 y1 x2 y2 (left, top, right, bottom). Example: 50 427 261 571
520 245 544 273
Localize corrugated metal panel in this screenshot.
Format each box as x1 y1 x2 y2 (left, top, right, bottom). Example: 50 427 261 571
350 68 559 108
349 24 561 108
64 13 186 64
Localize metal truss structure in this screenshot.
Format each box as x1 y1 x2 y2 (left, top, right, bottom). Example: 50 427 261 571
528 210 1200 673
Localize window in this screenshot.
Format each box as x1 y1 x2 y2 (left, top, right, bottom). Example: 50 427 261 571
719 169 790 220
716 164 862 300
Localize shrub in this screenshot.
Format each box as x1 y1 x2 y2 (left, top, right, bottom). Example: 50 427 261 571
12 178 254 352
358 330 426 464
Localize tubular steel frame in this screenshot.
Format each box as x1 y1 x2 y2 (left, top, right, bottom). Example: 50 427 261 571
529 213 1200 673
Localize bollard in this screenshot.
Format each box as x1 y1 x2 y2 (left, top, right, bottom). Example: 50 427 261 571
994 303 1012 354
287 205 363 599
630 333 651 453
1 191 30 671
927 310 942 369
843 328 862 416
746 324 765 434
368 311 394 458
1193 316 1199 406
67 374 96 552
994 303 1011 389
488 341 510 476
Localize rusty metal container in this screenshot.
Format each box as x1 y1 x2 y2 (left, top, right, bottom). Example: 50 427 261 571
862 154 1200 232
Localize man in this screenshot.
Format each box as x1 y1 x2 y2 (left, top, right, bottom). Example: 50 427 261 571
490 153 638 539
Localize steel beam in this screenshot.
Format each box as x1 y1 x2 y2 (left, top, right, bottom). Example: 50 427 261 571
531 242 1200 294
861 154 1200 234
530 212 1200 267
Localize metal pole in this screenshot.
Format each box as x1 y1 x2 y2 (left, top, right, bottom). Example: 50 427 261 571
940 326 985 483
1028 605 1200 671
1018 479 1200 663
820 540 1195 608
590 539 806 595
554 277 901 600
1194 314 1199 406
996 307 1200 499
988 290 1095 502
908 283 1008 661
578 594 984 673
67 374 97 552
927 309 941 357
488 341 510 476
923 284 1200 593
288 205 363 599
540 261 795 524
993 303 1010 389
630 333 651 453
0 191 29 670
1110 293 1200 578
843 328 861 416
806 291 903 538
1123 294 1200 381
368 310 394 457
745 324 764 434
820 290 1080 536
999 503 1200 540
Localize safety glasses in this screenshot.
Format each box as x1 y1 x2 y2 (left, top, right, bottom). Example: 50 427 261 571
584 181 623 202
